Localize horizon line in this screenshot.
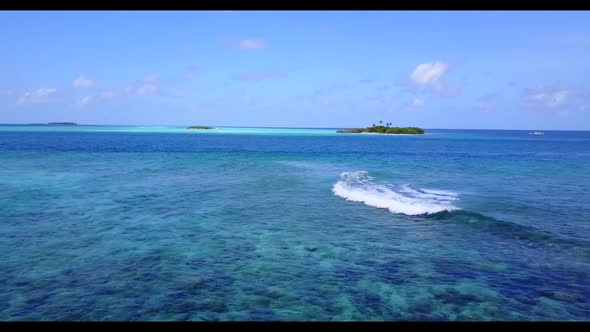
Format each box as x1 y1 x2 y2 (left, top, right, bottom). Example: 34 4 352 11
1 123 589 132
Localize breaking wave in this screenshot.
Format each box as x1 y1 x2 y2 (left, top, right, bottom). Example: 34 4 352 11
332 171 459 215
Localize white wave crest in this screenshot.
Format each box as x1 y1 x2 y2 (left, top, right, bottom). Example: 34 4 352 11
332 171 460 215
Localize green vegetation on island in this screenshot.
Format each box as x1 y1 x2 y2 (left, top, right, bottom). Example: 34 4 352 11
336 121 424 135
186 126 215 130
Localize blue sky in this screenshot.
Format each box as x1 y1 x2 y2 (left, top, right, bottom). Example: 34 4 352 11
1 10 590 129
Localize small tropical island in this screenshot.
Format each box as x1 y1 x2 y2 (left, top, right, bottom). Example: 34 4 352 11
186 126 215 130
336 121 424 135
48 122 77 125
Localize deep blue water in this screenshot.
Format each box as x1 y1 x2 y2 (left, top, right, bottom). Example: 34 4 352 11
0 126 589 321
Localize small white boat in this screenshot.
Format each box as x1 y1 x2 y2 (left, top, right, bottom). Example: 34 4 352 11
529 131 544 136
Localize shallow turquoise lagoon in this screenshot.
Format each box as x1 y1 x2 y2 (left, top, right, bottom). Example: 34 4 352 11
0 125 589 320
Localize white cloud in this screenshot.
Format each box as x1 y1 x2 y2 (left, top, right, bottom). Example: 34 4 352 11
238 39 266 50
523 85 571 109
520 84 590 114
73 75 97 88
17 88 57 104
531 89 569 108
78 68 195 105
80 96 94 105
410 61 450 89
134 75 160 95
410 98 424 108
79 90 118 106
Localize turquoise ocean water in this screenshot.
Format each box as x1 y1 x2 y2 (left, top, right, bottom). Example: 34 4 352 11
0 125 589 321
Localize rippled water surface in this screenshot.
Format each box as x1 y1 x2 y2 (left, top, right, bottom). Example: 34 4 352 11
1 125 589 321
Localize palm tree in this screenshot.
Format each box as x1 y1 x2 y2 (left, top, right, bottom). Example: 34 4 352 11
379 120 383 125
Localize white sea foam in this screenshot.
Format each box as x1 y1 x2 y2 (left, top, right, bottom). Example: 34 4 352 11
332 171 459 215
419 188 459 197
